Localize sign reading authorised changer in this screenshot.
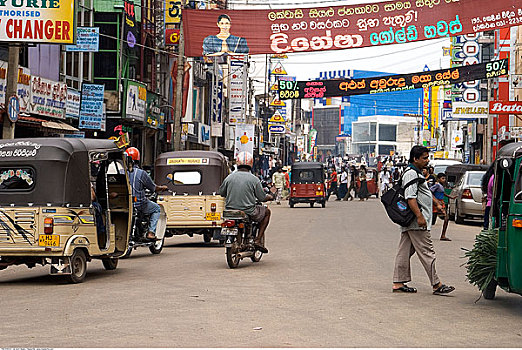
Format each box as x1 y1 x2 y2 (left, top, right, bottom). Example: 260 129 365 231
0 0 76 43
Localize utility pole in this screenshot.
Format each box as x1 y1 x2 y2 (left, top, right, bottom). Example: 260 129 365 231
2 46 19 139
173 21 185 151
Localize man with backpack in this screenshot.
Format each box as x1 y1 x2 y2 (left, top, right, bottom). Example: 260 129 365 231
391 146 455 295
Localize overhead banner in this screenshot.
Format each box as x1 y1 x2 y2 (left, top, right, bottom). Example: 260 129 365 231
279 58 508 99
0 0 76 43
183 0 522 57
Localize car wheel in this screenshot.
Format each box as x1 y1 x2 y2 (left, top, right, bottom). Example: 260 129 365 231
455 203 464 224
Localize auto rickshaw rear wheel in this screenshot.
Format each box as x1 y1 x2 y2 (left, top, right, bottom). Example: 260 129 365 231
67 249 87 284
102 257 118 270
321 201 326 208
289 201 294 208
203 232 212 243
484 279 497 300
310 202 314 208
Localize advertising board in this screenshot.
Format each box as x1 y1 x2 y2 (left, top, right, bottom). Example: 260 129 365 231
79 83 104 130
125 80 147 121
30 77 67 119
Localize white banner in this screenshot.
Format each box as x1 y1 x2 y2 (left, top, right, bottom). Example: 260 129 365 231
229 60 246 125
234 124 254 158
30 77 67 119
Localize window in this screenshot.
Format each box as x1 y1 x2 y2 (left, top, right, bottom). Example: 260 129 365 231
0 168 35 191
298 171 314 181
467 172 485 186
169 171 202 185
379 124 396 142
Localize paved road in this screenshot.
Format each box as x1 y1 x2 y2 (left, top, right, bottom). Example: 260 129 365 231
1 199 522 347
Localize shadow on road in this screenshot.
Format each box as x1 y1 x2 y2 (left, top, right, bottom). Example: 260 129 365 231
0 269 123 285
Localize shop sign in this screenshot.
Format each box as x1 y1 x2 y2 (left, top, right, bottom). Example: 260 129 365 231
451 101 488 119
66 88 81 119
489 101 522 114
0 60 6 109
30 76 67 119
269 110 285 123
234 124 254 158
183 0 522 57
229 60 246 125
498 125 509 141
124 0 137 51
451 129 463 150
510 126 522 139
167 158 209 165
268 124 285 133
211 80 223 137
165 0 182 24
79 83 104 130
125 80 147 121
65 27 99 52
146 92 161 129
17 66 31 112
0 0 76 43
193 61 206 86
511 74 522 89
199 123 211 146
165 28 180 46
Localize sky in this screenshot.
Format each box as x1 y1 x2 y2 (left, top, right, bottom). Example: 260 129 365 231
226 0 452 95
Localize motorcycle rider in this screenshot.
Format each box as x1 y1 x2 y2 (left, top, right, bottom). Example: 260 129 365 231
219 151 273 253
125 147 168 240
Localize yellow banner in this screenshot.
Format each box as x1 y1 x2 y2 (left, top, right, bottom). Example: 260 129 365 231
167 158 209 165
0 0 76 43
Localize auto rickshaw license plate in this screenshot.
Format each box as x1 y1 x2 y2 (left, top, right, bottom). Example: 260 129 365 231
316 191 323 196
38 234 60 247
206 213 221 221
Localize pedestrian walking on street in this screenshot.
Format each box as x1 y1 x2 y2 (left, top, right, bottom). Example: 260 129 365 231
357 165 370 201
272 167 285 205
345 165 357 200
430 173 451 241
337 167 348 200
392 145 455 295
327 167 338 201
379 167 391 195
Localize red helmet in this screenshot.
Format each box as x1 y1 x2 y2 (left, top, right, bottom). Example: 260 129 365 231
125 147 140 161
235 151 254 169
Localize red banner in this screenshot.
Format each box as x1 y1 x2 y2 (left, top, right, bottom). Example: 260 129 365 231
183 0 522 57
489 101 522 114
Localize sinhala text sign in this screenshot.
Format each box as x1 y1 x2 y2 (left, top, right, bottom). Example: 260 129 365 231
0 0 76 43
183 0 522 56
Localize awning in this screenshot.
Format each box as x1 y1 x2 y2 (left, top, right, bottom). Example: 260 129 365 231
42 120 79 133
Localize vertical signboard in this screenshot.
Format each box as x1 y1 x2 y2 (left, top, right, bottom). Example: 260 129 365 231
125 80 147 121
229 60 246 125
124 0 137 51
211 78 223 137
66 88 81 119
79 84 105 130
165 0 182 24
17 67 31 113
234 124 254 158
0 60 6 109
30 77 67 119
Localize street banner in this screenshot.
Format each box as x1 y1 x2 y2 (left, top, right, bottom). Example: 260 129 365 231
234 123 254 158
65 27 100 52
452 101 488 119
0 60 6 109
0 0 76 43
489 101 522 114
183 0 522 57
79 83 104 130
278 58 508 99
125 80 147 121
229 60 246 125
30 77 67 119
66 88 81 119
124 0 138 51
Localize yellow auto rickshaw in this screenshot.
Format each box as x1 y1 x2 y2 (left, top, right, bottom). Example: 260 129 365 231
0 138 132 283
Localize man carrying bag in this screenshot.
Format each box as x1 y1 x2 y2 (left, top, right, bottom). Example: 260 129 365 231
390 146 455 295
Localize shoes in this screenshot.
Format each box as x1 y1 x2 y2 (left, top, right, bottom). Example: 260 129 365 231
146 232 159 241
433 284 455 295
440 237 452 241
392 285 417 293
253 243 268 254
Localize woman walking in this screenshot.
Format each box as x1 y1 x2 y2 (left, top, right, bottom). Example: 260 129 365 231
358 165 370 201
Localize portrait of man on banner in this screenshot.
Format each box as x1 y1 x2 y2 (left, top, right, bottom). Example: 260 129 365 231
203 14 249 56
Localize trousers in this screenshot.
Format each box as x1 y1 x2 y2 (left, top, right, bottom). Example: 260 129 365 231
393 229 440 286
140 200 161 234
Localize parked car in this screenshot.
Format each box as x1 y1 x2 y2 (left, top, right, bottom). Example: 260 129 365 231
448 170 486 224
430 159 462 176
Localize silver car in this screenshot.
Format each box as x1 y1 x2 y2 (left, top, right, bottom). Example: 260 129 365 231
448 170 485 224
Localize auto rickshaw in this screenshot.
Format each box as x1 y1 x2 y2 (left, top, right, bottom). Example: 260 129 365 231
479 142 522 299
155 151 229 243
0 138 132 283
289 162 326 208
357 167 379 198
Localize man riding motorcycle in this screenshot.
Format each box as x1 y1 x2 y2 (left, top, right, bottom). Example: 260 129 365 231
219 152 273 253
125 147 168 240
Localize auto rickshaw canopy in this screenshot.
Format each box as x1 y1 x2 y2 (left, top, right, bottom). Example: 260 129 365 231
0 138 122 207
155 151 229 195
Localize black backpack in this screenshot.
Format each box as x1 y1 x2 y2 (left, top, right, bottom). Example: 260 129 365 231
380 169 425 227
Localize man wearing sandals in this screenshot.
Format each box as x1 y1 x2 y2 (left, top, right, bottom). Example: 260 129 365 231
392 146 455 295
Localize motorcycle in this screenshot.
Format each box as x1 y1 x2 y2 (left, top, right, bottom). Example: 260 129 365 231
123 192 167 258
221 209 265 268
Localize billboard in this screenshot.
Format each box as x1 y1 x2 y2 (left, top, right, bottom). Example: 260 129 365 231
65 27 99 52
125 80 147 121
30 76 67 119
278 59 508 99
0 0 76 43
183 0 522 57
79 84 104 130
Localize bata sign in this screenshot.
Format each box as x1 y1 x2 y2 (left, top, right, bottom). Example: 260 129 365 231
0 0 76 43
489 101 522 114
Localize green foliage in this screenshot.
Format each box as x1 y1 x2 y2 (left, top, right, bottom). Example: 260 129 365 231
462 230 498 291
